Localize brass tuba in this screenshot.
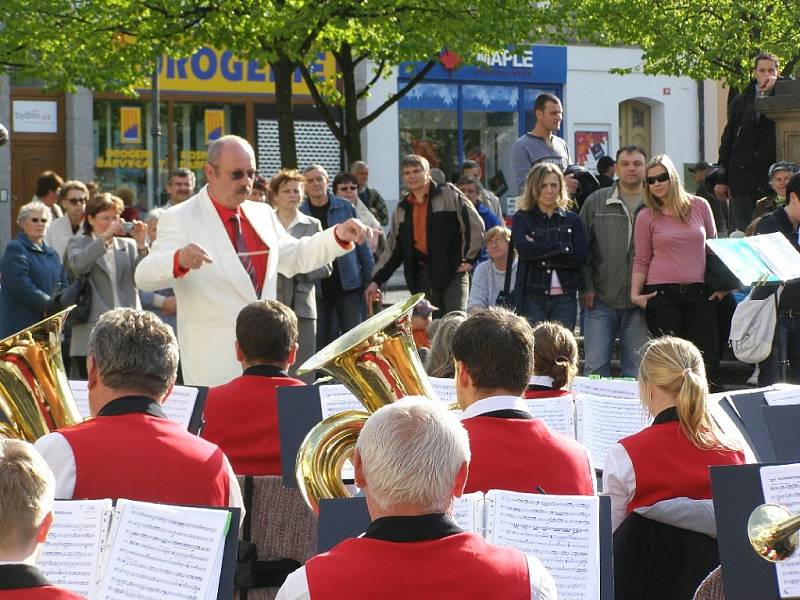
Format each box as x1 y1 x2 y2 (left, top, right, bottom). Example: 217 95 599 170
295 294 437 515
748 503 800 562
0 309 82 440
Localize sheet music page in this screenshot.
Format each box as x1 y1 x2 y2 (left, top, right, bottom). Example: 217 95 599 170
429 377 457 405
451 492 484 533
765 387 800 406
747 232 800 282
486 490 600 600
318 384 363 418
576 394 649 469
38 499 112 599
162 385 199 430
96 499 229 600
706 237 776 285
525 396 575 438
571 376 639 399
69 379 90 420
760 464 800 598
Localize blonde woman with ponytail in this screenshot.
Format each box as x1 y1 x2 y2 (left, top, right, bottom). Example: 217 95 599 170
526 321 578 398
603 336 744 532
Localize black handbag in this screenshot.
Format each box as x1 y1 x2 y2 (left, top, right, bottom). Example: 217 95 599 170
495 242 526 312
46 275 92 324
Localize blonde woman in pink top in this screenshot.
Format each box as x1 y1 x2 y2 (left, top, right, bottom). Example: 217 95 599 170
630 155 729 392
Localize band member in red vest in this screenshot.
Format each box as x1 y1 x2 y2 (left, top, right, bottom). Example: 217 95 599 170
276 398 556 600
454 308 595 496
35 308 242 511
526 321 579 399
202 299 304 475
603 336 746 532
0 439 85 599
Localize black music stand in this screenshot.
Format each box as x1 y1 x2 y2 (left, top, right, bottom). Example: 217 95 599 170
187 386 208 435
277 385 324 487
317 495 614 600
726 391 777 462
763 405 800 461
710 462 793 600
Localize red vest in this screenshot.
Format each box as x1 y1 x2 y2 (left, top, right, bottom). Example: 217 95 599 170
0 587 86 599
462 416 594 495
59 413 229 506
524 388 572 399
619 420 745 512
305 532 530 600
202 374 304 476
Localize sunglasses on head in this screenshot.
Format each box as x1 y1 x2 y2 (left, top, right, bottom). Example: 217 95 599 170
646 172 670 185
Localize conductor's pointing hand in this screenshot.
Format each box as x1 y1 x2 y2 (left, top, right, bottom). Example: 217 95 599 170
178 243 214 270
334 218 381 246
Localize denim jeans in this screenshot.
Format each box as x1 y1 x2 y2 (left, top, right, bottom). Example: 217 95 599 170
583 298 650 377
522 293 578 331
316 290 367 349
758 312 800 385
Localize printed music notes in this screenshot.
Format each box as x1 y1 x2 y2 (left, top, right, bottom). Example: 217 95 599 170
39 499 112 598
525 396 574 437
575 394 648 470
428 377 457 405
765 386 800 407
571 376 639 399
318 384 363 419
760 464 800 598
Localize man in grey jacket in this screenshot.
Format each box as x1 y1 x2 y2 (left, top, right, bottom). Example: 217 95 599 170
579 146 650 377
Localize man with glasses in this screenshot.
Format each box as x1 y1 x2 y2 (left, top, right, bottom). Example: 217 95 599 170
136 135 372 386
579 145 650 377
45 180 88 263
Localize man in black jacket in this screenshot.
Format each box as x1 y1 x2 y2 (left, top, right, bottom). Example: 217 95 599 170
365 155 485 315
718 52 781 233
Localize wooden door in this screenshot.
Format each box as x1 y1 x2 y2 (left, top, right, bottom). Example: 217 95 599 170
619 100 651 159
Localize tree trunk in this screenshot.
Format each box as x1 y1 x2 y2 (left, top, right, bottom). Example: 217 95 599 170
271 53 298 168
338 43 362 165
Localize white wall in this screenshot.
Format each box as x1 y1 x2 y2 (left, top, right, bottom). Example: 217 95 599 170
565 46 700 181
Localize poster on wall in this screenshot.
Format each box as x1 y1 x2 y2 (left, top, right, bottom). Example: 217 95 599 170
204 109 224 145
120 107 142 144
13 100 58 133
574 131 609 170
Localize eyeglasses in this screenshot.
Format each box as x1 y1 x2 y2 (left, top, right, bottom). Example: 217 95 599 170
66 197 87 205
338 185 358 191
210 164 258 181
646 173 670 185
29 217 49 223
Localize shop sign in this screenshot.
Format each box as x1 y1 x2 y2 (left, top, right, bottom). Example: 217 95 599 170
13 100 58 133
151 49 336 96
399 45 567 84
95 149 166 169
120 107 142 144
204 109 224 144
178 150 208 170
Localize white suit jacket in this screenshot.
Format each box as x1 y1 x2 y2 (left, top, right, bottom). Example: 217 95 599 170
135 185 349 386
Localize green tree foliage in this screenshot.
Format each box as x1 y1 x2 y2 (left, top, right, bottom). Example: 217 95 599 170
553 0 800 90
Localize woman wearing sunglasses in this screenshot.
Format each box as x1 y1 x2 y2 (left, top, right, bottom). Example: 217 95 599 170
631 154 727 391
45 180 89 262
0 200 68 338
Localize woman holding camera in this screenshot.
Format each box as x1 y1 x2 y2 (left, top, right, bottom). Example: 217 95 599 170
66 193 149 377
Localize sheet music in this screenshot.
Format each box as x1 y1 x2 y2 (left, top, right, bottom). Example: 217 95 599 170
571 376 639 399
38 499 112 598
429 377 457 405
706 237 777 285
451 492 484 533
69 379 90 420
747 232 800 282
318 384 363 418
486 490 600 600
96 499 229 600
68 381 198 430
576 394 648 469
525 396 575 438
760 464 800 598
765 387 800 406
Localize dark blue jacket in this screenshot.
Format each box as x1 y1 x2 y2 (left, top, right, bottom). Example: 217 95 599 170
300 193 374 292
0 233 68 338
511 205 588 296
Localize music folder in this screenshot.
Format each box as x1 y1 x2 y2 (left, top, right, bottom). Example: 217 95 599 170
277 385 324 487
763 405 800 461
726 391 777 462
710 462 793 600
317 494 614 600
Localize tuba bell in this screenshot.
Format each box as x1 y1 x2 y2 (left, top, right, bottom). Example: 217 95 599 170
295 293 437 515
0 309 82 440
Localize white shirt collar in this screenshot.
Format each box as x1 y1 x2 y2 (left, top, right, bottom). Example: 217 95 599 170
461 395 531 419
529 375 555 388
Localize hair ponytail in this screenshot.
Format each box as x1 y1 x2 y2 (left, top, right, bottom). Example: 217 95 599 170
532 322 578 390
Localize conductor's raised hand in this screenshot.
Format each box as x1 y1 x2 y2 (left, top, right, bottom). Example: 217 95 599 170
178 243 214 270
334 218 375 245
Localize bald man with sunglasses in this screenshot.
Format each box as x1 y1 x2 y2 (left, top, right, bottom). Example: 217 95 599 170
136 135 373 386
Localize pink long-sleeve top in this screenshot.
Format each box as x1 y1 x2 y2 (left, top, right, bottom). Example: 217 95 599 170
633 196 716 285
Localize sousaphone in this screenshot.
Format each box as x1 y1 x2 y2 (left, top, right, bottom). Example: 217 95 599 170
294 294 437 515
0 308 82 440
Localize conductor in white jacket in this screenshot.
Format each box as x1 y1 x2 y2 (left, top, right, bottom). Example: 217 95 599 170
135 135 370 386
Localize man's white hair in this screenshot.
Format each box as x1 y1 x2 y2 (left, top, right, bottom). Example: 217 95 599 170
356 396 470 513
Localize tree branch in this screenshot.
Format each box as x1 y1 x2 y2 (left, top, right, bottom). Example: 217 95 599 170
358 58 436 130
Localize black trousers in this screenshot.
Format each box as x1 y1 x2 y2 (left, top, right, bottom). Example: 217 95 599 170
644 284 722 392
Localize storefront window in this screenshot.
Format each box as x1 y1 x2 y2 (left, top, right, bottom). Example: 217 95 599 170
399 83 459 180
462 85 518 197
94 100 168 207
173 103 246 184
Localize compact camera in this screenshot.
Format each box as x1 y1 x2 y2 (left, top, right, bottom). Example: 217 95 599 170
121 221 135 234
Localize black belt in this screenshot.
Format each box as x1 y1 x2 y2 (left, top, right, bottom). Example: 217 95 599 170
648 283 705 295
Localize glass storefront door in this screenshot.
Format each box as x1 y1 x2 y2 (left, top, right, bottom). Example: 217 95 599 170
398 83 459 179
